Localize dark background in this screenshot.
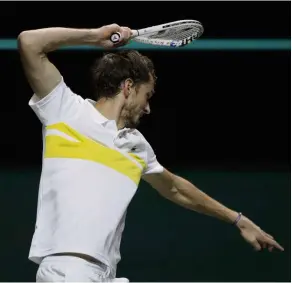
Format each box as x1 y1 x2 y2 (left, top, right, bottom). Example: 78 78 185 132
0 1 290 282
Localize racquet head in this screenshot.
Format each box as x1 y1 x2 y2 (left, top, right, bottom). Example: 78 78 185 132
110 20 204 48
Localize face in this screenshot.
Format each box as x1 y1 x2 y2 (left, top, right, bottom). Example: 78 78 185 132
122 76 155 128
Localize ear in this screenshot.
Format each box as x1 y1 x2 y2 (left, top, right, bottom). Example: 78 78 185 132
123 78 134 98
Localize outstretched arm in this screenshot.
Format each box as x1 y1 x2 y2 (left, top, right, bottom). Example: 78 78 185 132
18 24 131 98
143 168 284 252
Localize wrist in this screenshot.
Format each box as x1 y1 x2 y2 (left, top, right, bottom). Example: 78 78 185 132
223 209 240 224
234 214 252 230
228 211 247 229
232 212 242 226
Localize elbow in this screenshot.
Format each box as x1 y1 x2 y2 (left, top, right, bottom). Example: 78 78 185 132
18 31 33 44
17 30 40 52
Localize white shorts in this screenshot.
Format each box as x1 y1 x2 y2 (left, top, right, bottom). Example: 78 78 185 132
36 255 129 282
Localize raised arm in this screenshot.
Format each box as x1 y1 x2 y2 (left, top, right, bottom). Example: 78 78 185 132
18 25 132 98
143 169 284 252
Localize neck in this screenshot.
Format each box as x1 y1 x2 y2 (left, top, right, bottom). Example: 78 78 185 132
94 97 126 129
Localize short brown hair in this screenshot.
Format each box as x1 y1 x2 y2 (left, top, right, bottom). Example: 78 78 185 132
91 50 156 100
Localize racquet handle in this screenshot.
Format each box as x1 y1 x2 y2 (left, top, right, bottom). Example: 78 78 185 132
110 30 139 44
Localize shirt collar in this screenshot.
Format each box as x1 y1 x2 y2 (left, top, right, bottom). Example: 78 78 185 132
86 99 109 123
86 98 121 132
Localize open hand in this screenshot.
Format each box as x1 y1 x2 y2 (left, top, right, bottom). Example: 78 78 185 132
237 216 284 252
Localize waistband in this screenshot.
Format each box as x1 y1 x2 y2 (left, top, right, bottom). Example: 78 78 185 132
41 254 111 277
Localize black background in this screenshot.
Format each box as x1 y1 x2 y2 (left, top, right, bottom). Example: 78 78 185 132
0 1 290 39
0 1 290 171
0 1 290 282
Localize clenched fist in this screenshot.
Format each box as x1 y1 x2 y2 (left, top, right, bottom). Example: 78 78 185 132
95 24 132 48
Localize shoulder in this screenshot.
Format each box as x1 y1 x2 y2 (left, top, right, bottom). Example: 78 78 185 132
126 129 150 144
122 129 155 153
125 129 164 175
28 77 86 125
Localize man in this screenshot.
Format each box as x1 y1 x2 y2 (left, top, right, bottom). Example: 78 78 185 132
18 24 284 282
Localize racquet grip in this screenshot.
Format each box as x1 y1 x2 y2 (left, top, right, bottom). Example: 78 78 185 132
110 30 138 43
110 32 121 43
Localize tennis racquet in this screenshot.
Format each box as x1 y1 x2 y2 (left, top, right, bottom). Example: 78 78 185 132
110 20 204 48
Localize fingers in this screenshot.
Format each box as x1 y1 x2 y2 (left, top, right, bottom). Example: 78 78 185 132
120 26 132 41
114 26 132 46
252 240 262 251
266 238 284 251
260 234 284 252
262 231 274 239
109 24 131 40
241 223 284 252
242 229 284 252
107 23 120 31
268 246 274 252
242 231 262 251
102 24 132 47
253 238 283 252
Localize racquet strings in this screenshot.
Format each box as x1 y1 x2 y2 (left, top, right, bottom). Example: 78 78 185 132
143 26 200 41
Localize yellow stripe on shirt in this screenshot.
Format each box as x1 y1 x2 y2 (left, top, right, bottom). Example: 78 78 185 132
45 123 146 185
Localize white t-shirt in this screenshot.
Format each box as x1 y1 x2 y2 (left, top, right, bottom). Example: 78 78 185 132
28 78 164 276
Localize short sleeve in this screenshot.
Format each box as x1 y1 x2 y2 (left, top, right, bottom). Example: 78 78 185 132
28 77 84 126
140 134 164 175
144 148 164 175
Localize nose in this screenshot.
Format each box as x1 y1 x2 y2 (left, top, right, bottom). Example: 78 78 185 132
144 103 151 115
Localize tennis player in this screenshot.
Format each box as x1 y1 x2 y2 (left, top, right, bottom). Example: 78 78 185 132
18 24 284 282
